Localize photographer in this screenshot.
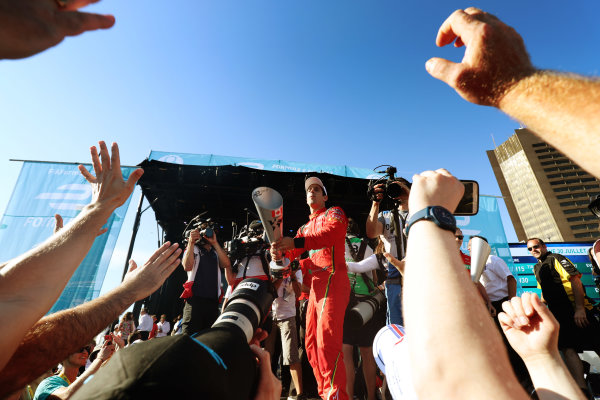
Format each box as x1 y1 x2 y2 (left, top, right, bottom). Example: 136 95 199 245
366 176 411 325
228 221 271 291
180 225 231 335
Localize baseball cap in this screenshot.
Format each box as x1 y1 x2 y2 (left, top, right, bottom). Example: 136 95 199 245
305 177 327 196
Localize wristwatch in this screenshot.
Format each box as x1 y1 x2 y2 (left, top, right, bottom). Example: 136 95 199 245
404 206 456 236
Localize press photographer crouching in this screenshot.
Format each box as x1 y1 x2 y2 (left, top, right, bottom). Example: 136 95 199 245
180 217 232 335
71 279 279 400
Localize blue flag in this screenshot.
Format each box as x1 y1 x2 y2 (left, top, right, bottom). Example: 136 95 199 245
0 162 135 313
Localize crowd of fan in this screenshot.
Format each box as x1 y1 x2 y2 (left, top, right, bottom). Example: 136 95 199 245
1 1 600 399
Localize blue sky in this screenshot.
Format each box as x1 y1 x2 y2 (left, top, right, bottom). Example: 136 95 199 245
1 0 599 295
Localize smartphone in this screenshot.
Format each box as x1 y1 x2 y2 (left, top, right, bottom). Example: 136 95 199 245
455 180 479 216
104 334 112 345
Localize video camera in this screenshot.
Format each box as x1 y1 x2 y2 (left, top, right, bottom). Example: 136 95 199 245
367 166 410 204
225 220 268 262
182 214 217 246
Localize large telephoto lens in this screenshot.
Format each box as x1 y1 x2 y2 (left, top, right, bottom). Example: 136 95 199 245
212 278 275 343
347 290 386 327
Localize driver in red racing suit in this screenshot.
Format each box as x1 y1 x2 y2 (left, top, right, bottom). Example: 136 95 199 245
272 176 350 400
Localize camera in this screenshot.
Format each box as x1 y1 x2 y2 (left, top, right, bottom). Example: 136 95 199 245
71 278 276 400
225 220 268 262
367 165 480 215
213 278 276 342
183 216 217 245
346 290 386 327
367 166 410 203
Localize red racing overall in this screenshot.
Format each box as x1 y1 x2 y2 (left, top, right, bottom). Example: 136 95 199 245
287 206 350 400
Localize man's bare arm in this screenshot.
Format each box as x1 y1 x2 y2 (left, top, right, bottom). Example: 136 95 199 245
426 7 600 178
403 169 527 399
0 242 181 397
0 142 143 373
366 184 385 238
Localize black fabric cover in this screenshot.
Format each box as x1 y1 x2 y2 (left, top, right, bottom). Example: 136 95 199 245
72 329 257 400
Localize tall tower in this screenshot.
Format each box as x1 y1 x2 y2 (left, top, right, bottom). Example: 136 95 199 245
487 128 600 242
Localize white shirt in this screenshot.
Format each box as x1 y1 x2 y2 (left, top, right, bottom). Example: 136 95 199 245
138 313 153 332
479 255 513 302
234 255 268 279
156 321 170 337
377 210 408 258
272 270 303 320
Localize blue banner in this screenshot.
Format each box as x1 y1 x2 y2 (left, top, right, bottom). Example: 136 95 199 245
457 196 524 294
0 162 135 313
149 151 383 179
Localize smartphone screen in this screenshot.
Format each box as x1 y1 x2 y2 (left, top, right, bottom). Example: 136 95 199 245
455 180 479 216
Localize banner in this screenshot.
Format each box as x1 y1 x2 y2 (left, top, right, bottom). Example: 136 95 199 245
457 196 524 293
0 162 135 313
149 151 383 179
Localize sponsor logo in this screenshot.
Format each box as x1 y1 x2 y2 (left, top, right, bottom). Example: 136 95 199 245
238 162 264 170
158 154 184 164
36 184 92 211
237 282 260 291
270 164 312 173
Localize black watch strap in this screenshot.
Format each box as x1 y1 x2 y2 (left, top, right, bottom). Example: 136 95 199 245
404 206 456 236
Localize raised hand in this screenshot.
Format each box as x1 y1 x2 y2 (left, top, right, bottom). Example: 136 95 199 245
498 292 559 361
122 242 182 299
408 168 464 213
79 141 144 211
426 7 534 107
0 0 115 59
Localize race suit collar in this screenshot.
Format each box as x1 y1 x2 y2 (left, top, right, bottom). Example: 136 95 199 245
309 207 326 220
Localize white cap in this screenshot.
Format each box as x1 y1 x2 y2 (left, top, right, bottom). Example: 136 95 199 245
305 177 327 196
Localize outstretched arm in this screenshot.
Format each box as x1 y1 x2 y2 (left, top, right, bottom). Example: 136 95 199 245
0 141 143 373
0 0 115 60
499 293 586 400
0 242 181 397
403 169 527 399
427 7 600 178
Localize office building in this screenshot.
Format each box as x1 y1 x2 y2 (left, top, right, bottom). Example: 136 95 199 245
487 128 600 242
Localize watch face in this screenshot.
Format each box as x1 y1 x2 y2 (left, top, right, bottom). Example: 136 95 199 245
432 206 456 228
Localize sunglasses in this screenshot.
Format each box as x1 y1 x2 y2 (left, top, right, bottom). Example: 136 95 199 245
455 235 464 240
527 244 541 251
79 346 92 354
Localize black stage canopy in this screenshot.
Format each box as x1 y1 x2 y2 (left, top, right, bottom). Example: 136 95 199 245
133 159 392 320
